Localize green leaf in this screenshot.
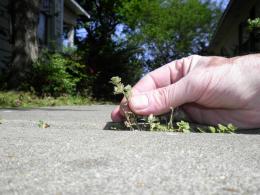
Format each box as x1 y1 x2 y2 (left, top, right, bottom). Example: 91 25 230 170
177 120 190 132
208 126 216 133
110 76 122 85
114 83 125 94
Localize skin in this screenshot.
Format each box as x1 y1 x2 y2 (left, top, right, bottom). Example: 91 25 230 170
111 54 260 129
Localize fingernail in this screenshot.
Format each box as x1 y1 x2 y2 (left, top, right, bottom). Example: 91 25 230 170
130 95 149 110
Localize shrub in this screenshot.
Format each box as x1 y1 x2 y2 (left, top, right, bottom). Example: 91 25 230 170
28 50 89 97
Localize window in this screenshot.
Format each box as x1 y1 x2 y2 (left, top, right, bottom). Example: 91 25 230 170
37 13 47 45
37 0 50 46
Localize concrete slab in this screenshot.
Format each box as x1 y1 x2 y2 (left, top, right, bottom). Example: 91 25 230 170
0 105 259 194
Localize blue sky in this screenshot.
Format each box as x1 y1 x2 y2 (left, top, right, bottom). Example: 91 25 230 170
214 0 229 10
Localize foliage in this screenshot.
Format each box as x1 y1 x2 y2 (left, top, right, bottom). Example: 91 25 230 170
26 50 94 97
74 0 223 99
119 0 222 69
197 124 237 133
38 120 50 128
110 76 132 99
248 18 260 32
0 91 94 108
110 76 237 133
29 50 78 96
76 0 143 99
176 120 191 133
3 0 224 101
110 76 139 130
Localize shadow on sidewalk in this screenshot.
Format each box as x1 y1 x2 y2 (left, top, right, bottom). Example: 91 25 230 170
103 122 130 131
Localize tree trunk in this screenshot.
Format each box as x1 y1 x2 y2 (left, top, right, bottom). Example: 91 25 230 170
9 0 40 88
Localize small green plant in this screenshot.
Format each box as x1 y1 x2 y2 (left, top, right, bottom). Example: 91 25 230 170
176 120 191 133
197 123 237 133
38 120 50 128
248 18 260 32
110 76 140 130
110 76 237 133
147 114 169 131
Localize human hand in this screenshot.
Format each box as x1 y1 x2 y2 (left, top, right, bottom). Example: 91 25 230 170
111 54 260 129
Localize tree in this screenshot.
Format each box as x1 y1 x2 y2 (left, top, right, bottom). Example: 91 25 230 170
120 0 222 69
75 0 222 98
8 0 40 88
76 0 143 99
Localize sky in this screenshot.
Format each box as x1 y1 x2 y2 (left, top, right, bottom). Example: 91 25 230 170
214 0 229 10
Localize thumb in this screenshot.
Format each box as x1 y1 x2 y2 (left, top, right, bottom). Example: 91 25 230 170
128 78 195 116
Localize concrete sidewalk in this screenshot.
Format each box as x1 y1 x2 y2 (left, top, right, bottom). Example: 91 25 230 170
0 105 259 194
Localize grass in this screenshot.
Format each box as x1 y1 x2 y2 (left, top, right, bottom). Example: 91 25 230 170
0 91 98 108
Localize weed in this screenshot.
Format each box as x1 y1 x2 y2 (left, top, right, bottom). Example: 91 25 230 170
110 76 140 130
197 123 237 133
248 17 260 31
38 120 50 128
176 120 191 133
110 76 237 133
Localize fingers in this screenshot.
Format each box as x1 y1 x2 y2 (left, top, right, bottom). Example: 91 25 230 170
111 105 124 122
182 104 252 129
129 77 195 115
133 56 199 94
111 95 128 122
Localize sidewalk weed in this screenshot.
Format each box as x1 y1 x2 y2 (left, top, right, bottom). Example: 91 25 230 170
38 120 50 128
110 76 236 133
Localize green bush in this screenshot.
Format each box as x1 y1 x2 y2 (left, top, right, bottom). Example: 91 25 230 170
29 50 88 97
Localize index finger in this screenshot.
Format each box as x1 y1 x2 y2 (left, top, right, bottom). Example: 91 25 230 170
132 56 196 94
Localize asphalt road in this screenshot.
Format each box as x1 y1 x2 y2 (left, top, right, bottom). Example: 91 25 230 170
0 105 259 194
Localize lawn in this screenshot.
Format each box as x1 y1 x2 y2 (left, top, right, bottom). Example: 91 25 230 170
0 91 99 108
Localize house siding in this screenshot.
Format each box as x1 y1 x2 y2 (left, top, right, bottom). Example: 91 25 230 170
0 0 12 71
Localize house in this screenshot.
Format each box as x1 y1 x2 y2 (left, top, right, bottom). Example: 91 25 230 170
0 0 89 71
208 0 260 56
37 0 89 49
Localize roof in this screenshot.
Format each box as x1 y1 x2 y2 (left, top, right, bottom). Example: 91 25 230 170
208 0 258 52
64 0 90 18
